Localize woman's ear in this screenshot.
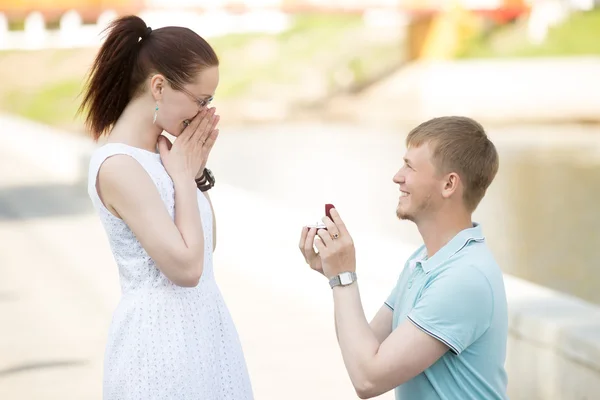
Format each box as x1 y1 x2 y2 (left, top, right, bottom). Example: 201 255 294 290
149 74 165 101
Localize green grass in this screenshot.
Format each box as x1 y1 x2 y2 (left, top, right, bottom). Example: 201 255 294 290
3 78 85 129
0 13 403 131
459 9 600 58
212 13 367 98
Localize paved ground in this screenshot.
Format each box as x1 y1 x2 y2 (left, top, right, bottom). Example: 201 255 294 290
1 113 599 399
0 131 395 399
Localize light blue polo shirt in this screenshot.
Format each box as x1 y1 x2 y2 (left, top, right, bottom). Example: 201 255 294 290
385 223 508 400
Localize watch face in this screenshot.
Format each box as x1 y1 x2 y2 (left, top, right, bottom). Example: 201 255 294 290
340 272 353 285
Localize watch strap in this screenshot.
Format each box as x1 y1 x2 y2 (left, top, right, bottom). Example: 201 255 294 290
195 168 215 192
329 271 357 289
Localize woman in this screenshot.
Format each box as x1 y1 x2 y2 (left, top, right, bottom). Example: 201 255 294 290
80 15 254 399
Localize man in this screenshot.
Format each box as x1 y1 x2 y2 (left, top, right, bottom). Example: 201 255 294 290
299 116 508 400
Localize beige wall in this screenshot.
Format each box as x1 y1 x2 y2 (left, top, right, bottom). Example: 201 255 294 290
505 275 600 400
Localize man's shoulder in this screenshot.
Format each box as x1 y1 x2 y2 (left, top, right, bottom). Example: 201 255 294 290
426 242 498 286
448 240 500 271
441 243 506 302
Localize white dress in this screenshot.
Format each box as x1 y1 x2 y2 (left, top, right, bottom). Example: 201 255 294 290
87 143 254 400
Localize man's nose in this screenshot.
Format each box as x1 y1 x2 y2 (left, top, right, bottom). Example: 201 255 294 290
393 170 404 184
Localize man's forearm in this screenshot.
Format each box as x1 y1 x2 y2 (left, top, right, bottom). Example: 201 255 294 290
333 283 380 388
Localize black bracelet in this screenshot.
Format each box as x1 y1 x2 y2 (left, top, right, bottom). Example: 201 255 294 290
195 168 215 192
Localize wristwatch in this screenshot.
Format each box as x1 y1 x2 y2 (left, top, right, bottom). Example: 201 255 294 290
329 271 357 289
195 168 215 192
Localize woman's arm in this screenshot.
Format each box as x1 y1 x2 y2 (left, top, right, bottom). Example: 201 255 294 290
98 154 205 287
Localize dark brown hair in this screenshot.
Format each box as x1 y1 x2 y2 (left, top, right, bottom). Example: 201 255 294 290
406 116 499 212
79 15 219 140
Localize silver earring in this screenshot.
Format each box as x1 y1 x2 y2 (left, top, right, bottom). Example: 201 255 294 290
153 103 159 124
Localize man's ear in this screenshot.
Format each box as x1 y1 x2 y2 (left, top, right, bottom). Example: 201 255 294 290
441 172 460 199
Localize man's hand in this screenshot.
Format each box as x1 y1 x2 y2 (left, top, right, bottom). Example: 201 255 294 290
299 226 324 275
313 208 356 278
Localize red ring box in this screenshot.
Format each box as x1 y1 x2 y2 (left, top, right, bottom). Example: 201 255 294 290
307 204 335 231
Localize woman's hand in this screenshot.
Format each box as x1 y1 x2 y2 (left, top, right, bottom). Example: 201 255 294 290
158 107 220 182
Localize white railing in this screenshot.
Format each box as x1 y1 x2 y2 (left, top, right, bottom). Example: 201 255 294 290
0 9 118 50
0 2 410 51
6 0 574 51
0 8 294 51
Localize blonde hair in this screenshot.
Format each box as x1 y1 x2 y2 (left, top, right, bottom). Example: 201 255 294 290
406 116 499 211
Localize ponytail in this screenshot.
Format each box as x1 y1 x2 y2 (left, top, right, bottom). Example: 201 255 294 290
79 16 148 140
79 15 219 140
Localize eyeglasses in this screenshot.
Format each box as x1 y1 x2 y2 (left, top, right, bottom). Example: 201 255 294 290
179 86 213 108
169 81 213 108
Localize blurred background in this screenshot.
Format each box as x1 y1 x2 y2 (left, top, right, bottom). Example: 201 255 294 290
1 0 599 399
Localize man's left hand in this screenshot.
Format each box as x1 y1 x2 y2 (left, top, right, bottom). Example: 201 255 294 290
314 208 356 278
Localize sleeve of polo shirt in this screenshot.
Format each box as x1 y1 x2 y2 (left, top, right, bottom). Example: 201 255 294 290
407 267 493 355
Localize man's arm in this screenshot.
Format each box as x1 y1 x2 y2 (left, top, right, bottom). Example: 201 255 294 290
334 304 392 344
311 208 494 399
369 305 393 344
333 284 448 399
332 265 494 399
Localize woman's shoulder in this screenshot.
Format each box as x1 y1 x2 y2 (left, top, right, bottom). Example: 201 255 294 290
90 143 162 171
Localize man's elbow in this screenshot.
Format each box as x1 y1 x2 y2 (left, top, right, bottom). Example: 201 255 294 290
353 371 381 400
354 371 401 399
355 380 379 399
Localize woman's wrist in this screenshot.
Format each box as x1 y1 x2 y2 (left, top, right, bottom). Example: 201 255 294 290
172 171 197 186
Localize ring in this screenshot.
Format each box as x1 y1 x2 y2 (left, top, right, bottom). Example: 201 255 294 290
332 233 339 239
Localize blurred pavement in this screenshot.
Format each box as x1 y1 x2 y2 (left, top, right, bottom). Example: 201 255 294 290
1 109 599 399
0 117 397 400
